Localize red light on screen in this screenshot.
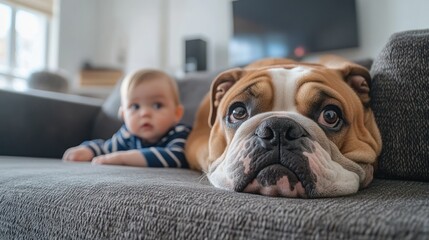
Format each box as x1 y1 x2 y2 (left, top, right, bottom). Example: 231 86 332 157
294 46 306 57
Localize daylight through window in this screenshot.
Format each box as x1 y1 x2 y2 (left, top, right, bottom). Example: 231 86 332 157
0 1 49 80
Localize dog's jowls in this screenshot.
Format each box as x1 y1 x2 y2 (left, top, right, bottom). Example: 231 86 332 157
185 55 382 198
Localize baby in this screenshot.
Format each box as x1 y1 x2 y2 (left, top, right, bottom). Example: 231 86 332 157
63 69 190 168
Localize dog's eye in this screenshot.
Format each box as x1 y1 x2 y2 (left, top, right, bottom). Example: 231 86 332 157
318 105 343 130
228 103 248 124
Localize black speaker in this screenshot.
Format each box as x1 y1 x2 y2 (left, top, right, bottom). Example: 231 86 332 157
185 38 207 73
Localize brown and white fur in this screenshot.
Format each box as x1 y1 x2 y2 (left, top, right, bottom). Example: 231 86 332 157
185 55 382 198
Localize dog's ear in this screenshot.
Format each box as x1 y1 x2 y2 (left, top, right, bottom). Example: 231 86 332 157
209 68 243 127
319 55 372 106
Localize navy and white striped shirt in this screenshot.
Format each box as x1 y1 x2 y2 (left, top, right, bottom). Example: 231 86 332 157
81 124 191 168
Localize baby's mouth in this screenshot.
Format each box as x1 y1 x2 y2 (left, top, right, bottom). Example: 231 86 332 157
141 123 153 129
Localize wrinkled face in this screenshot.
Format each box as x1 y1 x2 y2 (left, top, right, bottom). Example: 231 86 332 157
207 66 381 198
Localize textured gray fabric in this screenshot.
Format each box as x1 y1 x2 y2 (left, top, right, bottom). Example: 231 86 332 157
177 74 214 126
1 157 428 240
371 29 429 181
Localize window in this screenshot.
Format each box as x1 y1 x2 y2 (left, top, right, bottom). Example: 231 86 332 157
0 4 11 71
0 1 49 80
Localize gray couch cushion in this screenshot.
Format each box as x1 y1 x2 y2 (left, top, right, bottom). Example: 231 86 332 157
177 72 218 126
1 157 428 239
91 79 123 140
0 89 103 158
370 29 429 181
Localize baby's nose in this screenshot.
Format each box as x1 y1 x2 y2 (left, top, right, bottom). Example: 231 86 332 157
138 107 152 116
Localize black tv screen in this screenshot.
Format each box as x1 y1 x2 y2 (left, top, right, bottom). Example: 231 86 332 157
230 0 359 66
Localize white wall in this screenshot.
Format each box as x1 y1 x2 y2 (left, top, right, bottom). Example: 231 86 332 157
56 0 231 82
328 0 429 60
94 0 165 72
56 0 98 82
166 0 232 75
54 0 429 85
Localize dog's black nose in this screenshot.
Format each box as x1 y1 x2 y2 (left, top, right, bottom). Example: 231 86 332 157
255 117 306 149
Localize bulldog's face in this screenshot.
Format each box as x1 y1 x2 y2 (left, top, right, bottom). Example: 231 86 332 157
206 57 382 198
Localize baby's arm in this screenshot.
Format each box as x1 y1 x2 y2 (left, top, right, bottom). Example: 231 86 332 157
90 138 189 167
92 144 187 168
93 125 191 168
139 144 187 168
63 126 130 162
139 126 190 168
92 150 148 166
62 145 94 161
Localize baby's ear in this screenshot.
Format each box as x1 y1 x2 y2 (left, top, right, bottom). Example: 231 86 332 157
118 106 124 120
175 104 184 122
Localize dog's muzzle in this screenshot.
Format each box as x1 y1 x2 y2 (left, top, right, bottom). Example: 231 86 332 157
237 117 316 197
208 112 361 198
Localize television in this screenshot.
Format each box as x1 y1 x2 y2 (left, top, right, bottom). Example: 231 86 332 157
230 0 359 66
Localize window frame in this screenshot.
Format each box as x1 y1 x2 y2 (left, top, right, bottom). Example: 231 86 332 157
0 1 50 81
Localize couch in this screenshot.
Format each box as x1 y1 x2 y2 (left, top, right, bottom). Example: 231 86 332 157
1 30 428 239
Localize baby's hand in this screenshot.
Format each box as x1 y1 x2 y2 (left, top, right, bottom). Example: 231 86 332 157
62 146 94 162
92 152 123 165
92 150 146 167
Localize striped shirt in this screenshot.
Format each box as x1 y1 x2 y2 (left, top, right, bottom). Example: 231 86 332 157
81 124 191 168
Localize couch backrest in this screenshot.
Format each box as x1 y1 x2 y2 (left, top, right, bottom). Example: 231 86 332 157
370 28 429 181
176 71 220 126
90 80 122 140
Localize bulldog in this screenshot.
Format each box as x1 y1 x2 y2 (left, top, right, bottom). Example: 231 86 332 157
185 55 382 198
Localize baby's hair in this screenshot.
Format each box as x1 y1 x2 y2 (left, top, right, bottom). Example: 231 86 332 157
120 69 180 105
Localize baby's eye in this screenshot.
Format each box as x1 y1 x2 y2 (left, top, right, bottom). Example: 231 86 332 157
129 103 140 111
152 102 163 110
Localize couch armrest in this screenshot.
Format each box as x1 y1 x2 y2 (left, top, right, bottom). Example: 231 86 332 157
0 89 103 158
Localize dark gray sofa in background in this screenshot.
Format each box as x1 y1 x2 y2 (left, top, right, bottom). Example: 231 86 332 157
1 30 428 239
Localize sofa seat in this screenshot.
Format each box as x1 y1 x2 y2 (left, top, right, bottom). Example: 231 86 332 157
1 156 428 239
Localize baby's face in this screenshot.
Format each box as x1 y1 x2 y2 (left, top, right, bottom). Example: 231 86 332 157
121 78 182 144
